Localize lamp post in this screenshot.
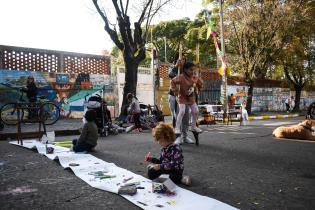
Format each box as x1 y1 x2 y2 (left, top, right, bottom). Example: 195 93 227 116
163 36 167 63
219 0 228 116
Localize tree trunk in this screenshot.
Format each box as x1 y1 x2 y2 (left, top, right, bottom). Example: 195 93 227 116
246 81 254 115
120 57 139 117
293 85 302 112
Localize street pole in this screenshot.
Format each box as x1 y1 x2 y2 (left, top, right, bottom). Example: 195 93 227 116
151 48 156 105
163 36 167 63
219 0 228 116
151 27 156 106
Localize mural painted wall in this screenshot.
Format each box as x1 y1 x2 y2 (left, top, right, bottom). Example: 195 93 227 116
227 85 315 112
0 70 117 118
227 85 248 105
252 88 290 112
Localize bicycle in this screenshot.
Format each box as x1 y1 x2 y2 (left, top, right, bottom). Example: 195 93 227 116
0 91 60 125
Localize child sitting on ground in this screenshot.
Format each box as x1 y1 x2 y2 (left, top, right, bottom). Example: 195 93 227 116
72 109 98 152
144 122 191 185
127 93 142 132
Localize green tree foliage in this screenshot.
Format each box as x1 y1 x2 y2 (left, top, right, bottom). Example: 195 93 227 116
277 0 315 111
204 0 314 113
114 14 217 67
208 0 296 114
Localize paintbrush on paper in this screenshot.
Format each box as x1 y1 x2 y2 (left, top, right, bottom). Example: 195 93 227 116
123 176 134 183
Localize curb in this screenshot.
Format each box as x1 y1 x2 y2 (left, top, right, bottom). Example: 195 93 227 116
0 129 80 141
248 114 300 121
197 113 301 124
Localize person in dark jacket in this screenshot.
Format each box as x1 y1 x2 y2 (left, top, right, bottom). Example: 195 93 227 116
72 109 98 152
21 75 38 119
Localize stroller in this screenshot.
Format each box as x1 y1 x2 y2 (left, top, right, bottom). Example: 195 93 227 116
139 104 164 129
85 94 118 136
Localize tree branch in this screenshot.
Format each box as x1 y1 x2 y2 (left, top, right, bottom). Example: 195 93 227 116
124 16 135 52
112 0 123 19
144 0 154 41
124 0 130 16
119 0 125 16
92 0 123 50
284 66 296 85
138 0 153 24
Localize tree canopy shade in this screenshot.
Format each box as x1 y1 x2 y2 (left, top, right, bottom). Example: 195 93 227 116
216 0 298 114
92 0 173 115
112 14 217 68
276 0 315 111
151 16 217 66
203 0 315 113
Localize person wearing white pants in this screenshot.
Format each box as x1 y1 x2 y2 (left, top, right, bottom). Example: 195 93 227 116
171 62 203 137
241 101 249 125
168 64 194 144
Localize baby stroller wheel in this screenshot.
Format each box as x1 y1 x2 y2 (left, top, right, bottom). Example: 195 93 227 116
103 130 109 137
100 127 109 137
111 128 119 135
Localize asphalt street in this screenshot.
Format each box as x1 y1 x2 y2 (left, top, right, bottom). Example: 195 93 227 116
1 117 315 210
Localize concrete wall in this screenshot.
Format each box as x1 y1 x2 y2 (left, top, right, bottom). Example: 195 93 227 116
116 66 154 114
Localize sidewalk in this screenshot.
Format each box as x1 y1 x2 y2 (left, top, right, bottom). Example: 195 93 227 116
0 112 303 140
0 118 82 140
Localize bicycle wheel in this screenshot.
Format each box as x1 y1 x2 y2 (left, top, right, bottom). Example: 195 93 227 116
40 102 60 125
308 102 315 119
0 103 24 125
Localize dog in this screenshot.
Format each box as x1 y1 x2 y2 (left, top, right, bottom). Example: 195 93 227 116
272 120 315 141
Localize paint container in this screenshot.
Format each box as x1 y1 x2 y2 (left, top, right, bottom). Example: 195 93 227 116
152 177 176 194
46 146 54 154
118 185 137 195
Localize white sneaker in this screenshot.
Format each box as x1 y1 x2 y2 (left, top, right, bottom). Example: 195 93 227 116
174 128 181 134
175 136 182 145
181 175 192 186
125 125 135 133
191 126 203 133
183 136 194 144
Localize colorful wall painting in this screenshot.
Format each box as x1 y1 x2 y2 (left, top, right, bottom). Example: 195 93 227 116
227 85 248 105
0 70 117 118
227 85 315 112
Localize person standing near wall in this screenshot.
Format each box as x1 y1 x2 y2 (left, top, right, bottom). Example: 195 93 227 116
285 96 294 113
21 75 38 119
241 100 249 125
290 96 295 111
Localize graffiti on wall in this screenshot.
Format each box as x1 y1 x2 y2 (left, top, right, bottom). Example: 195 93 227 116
227 85 248 105
0 70 117 118
227 86 315 111
252 88 289 111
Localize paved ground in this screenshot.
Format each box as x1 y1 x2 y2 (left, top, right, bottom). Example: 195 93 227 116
0 118 83 140
1 117 315 210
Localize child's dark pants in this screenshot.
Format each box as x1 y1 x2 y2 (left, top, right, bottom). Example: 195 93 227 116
133 113 141 129
72 139 94 152
147 167 183 184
